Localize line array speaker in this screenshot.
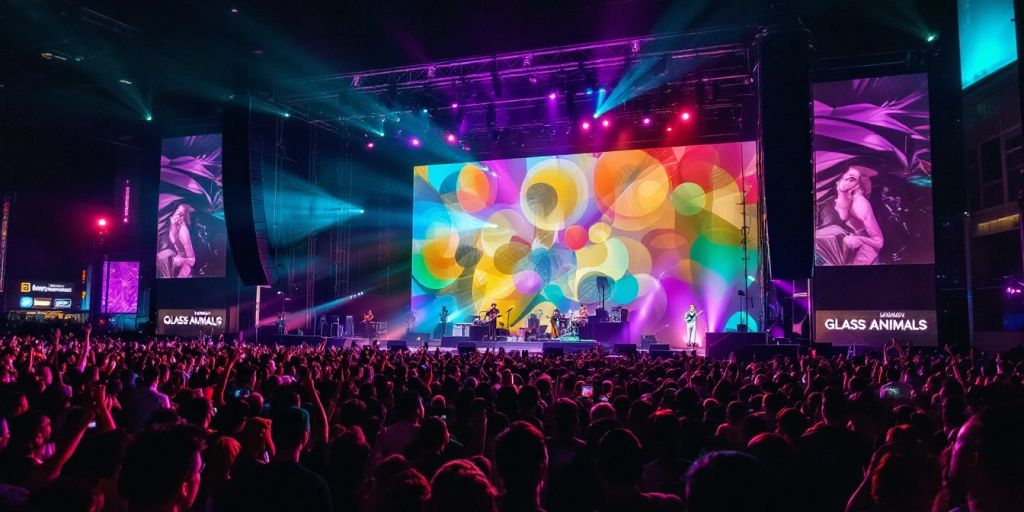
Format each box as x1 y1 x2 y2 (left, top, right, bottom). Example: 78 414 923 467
223 99 273 286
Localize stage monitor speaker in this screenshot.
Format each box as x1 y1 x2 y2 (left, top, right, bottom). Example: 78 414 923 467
441 336 470 347
457 342 478 355
386 340 408 351
223 100 274 286
542 343 564 357
757 25 813 280
650 349 673 359
639 334 658 349
705 331 768 360
406 332 431 343
613 343 638 356
649 343 670 351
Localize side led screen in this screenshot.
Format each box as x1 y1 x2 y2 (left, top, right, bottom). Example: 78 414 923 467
813 74 937 346
101 261 139 314
157 134 226 279
814 74 934 267
958 0 1017 88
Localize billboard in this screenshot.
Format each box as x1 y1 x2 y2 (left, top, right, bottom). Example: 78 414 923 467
101 261 139 314
412 143 760 346
11 280 78 310
157 134 226 279
156 308 227 336
812 74 937 346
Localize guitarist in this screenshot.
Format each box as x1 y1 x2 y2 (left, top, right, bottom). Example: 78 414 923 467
485 303 500 340
684 304 703 347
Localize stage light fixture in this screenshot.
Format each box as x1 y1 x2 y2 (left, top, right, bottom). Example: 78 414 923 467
97 218 108 228
282 111 291 118
601 118 610 128
144 114 153 122
642 116 652 126
421 108 429 114
366 142 375 149
681 111 691 121
450 102 459 109
446 133 457 143
410 137 421 147
581 120 591 130
926 33 937 43
666 126 673 132
230 7 239 13
548 92 557 101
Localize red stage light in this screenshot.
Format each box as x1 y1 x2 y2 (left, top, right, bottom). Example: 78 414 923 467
601 118 610 128
642 117 652 125
666 126 673 132
581 121 591 130
97 218 108 228
681 111 691 121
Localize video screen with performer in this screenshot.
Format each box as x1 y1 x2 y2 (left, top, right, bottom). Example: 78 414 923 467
813 73 933 267
411 143 760 347
156 134 227 279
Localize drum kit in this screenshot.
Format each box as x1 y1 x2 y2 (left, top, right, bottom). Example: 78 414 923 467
555 309 589 341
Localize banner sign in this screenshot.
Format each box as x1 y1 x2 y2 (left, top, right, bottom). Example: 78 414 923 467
156 308 227 336
815 310 937 345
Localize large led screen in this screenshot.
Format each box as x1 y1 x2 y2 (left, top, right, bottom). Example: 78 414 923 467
813 74 937 346
157 134 226 279
813 74 933 267
958 0 1017 88
101 261 139 314
412 143 760 346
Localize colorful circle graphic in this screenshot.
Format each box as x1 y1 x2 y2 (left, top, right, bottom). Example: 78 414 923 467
671 182 706 216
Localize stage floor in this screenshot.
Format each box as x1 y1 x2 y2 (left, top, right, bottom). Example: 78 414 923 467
260 334 701 355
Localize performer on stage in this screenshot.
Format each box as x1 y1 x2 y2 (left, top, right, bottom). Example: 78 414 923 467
577 304 590 326
439 306 450 337
275 312 286 335
526 312 541 340
485 303 500 340
550 308 562 338
684 304 703 347
362 309 375 338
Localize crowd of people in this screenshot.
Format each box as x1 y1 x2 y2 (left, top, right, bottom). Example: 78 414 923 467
0 325 1020 512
